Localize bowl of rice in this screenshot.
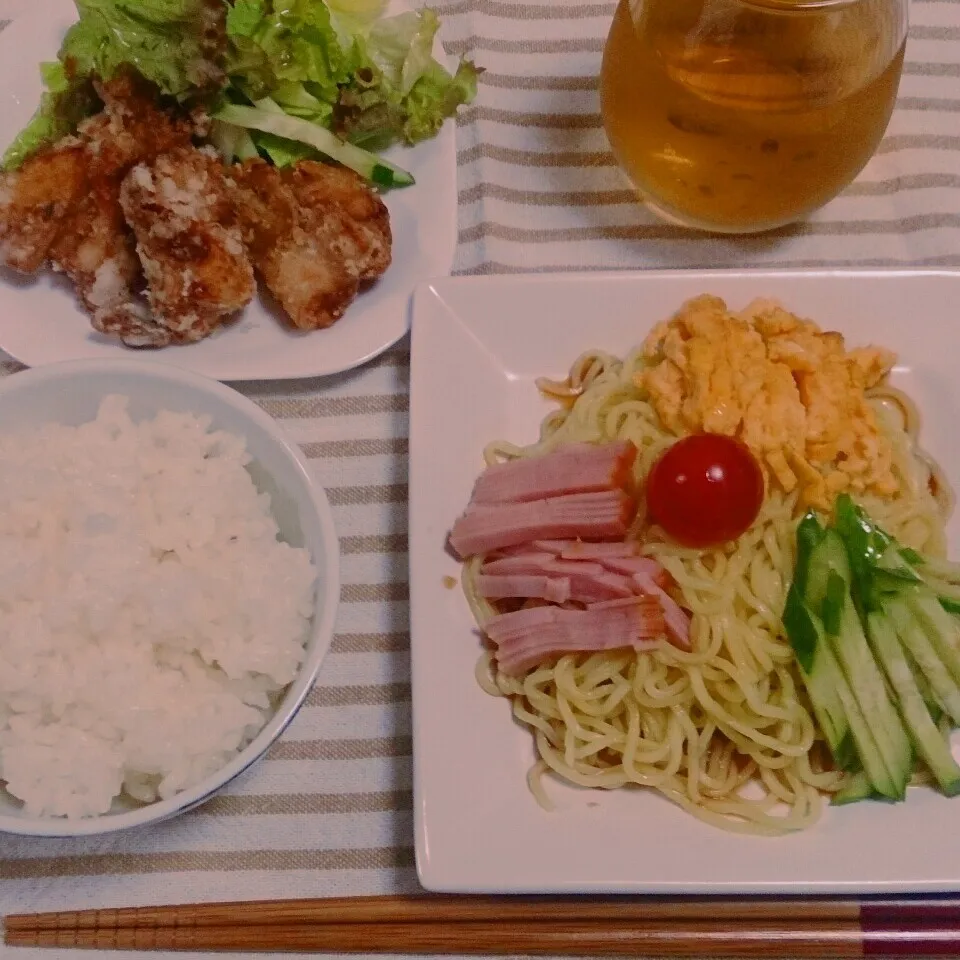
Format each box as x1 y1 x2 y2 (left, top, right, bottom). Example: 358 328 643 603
0 359 339 836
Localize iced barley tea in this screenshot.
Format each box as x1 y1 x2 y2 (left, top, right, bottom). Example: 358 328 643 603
600 0 907 232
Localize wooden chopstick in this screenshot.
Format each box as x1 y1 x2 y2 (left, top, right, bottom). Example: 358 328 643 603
7 894 960 957
15 892 960 929
1 919 882 956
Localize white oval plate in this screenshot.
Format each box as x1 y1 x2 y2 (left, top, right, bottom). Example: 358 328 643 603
0 0 457 381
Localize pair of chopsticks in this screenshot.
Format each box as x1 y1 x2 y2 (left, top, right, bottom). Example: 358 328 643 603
6 893 960 956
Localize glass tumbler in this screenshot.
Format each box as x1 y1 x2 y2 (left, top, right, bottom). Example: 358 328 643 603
600 0 908 233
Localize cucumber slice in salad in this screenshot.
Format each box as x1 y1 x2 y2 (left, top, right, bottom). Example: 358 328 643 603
214 104 415 188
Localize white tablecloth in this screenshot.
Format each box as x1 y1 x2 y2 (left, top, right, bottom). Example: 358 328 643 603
1 0 958 956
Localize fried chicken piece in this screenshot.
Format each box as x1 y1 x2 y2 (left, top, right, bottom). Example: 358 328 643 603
80 71 197 181
91 299 183 349
47 179 142 322
52 71 198 332
0 69 200 339
0 141 88 273
285 160 392 283
229 160 358 330
229 159 392 331
116 146 255 345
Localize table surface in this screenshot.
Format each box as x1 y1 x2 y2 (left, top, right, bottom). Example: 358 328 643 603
1 0 958 957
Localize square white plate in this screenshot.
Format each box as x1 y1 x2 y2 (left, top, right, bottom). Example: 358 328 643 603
409 268 960 894
0 0 456 381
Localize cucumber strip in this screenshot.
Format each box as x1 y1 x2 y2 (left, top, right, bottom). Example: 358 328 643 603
905 643 946 724
821 570 845 636
805 529 849 612
866 612 960 795
804 529 911 799
213 104 415 188
886 598 960 724
923 573 960 605
809 530 911 798
830 770 878 805
793 511 825 596
877 545 923 581
235 130 260 161
830 660 898 797
913 553 960 584
830 597 912 798
906 590 960 689
784 512 853 767
782 589 852 766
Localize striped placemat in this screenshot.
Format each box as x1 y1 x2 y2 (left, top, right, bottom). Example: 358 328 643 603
1 0 958 957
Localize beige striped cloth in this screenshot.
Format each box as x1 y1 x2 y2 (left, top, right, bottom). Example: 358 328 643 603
1 0 959 957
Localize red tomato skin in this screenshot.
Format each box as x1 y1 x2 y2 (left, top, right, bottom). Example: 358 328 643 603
646 434 765 548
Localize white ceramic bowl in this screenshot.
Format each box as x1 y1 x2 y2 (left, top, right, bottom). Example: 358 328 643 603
0 359 340 836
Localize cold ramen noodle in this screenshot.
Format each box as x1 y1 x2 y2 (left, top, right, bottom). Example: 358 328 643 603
448 294 960 835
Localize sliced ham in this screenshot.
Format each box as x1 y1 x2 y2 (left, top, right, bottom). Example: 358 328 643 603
530 539 660 574
532 539 640 557
475 574 572 604
470 441 637 505
480 554 634 602
558 541 641 560
481 552 557 573
596 555 669 585
529 540 571 555
452 438 693 667
449 489 637 559
485 598 665 676
631 572 691 651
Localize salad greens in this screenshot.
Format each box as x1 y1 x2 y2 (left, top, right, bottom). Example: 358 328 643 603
1 62 96 172
3 0 479 183
783 494 960 805
4 0 224 169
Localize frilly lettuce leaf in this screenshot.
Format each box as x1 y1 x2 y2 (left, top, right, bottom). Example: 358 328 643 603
4 0 476 175
336 8 480 145
224 0 479 148
401 57 478 144
61 0 226 98
2 63 97 170
224 0 359 101
3 0 226 168
366 9 438 94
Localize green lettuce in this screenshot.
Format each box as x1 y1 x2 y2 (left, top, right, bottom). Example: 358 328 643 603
225 0 361 103
4 0 476 179
60 0 226 98
3 0 226 169
401 58 478 144
2 63 96 170
224 0 479 148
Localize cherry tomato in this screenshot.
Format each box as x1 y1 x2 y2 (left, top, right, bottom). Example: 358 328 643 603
646 434 764 548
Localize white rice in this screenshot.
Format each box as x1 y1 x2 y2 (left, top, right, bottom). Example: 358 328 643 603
0 396 317 819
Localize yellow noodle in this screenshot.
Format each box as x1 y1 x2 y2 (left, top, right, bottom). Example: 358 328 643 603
464 344 950 835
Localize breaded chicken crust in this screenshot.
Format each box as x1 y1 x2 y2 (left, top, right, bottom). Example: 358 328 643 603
287 160 392 283
117 146 255 346
0 71 198 335
230 159 391 331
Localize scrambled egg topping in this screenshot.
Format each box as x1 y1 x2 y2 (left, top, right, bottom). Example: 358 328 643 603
635 295 898 509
